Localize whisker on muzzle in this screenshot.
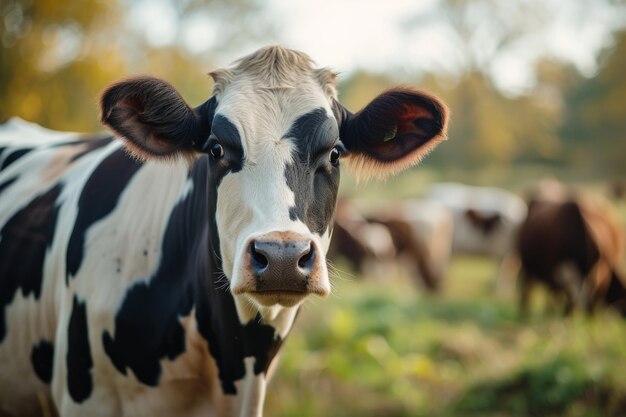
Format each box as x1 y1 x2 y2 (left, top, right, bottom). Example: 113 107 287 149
326 260 354 282
212 271 231 291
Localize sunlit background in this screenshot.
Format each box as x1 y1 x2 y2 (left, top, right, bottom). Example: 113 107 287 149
2 0 626 416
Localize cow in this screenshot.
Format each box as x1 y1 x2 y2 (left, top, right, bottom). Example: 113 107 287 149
327 199 396 275
425 182 527 290
517 183 626 316
362 200 453 291
0 46 448 417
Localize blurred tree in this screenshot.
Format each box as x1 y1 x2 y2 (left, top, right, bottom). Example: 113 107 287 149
0 0 126 130
398 0 564 169
337 71 397 111
427 71 562 169
560 30 626 177
338 68 562 170
0 0 272 131
437 0 547 73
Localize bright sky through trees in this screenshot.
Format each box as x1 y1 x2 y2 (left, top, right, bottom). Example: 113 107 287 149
131 0 625 94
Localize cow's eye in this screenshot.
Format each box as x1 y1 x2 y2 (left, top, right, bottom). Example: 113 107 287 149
210 141 224 160
329 147 340 165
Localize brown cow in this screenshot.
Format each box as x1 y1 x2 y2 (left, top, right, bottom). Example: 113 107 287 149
363 200 453 291
517 184 626 316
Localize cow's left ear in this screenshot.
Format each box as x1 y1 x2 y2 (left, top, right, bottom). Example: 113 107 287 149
100 76 216 161
334 88 448 178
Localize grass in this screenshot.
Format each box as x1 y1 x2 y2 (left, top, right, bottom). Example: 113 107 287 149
264 256 626 417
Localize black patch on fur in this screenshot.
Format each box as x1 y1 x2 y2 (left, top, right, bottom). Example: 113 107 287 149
67 295 93 403
1 148 33 170
66 148 142 283
209 114 244 180
0 176 17 196
283 108 340 235
102 162 207 386
0 184 62 341
193 235 284 394
284 108 339 158
465 209 502 235
31 340 54 384
245 318 284 375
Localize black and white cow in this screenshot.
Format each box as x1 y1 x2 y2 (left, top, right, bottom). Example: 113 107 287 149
0 46 448 417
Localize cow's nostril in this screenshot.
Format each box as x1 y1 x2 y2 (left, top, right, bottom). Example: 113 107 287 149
250 241 269 271
297 242 315 270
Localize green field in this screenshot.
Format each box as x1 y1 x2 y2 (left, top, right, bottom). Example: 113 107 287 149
265 256 626 417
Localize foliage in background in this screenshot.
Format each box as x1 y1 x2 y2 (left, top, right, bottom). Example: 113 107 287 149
1 0 625 176
337 30 626 178
0 0 123 130
560 30 626 179
0 0 270 131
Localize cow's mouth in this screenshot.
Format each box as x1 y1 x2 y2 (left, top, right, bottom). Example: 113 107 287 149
248 290 310 307
232 279 330 307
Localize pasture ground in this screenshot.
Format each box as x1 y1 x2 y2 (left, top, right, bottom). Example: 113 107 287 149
265 256 626 417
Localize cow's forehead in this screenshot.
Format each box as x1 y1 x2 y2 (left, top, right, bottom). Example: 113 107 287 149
210 45 338 98
214 82 336 161
208 46 338 154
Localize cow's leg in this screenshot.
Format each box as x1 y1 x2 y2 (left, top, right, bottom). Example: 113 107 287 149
495 253 520 295
554 262 584 316
583 261 611 315
545 289 561 315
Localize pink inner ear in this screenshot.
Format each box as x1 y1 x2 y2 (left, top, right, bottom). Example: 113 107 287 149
399 105 433 122
394 105 435 137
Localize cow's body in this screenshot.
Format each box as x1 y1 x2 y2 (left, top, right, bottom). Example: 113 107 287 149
517 185 626 316
425 183 527 258
0 46 448 416
0 130 231 416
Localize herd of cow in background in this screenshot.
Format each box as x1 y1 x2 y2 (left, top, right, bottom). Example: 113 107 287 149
329 180 626 317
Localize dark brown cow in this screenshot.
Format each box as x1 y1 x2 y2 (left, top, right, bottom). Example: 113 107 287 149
517 186 626 316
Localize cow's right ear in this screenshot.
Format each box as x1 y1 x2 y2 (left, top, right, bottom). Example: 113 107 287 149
100 76 216 161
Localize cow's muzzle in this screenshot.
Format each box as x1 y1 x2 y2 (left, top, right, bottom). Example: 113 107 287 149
233 231 329 307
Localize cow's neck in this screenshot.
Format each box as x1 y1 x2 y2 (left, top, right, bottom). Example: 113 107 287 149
187 157 297 396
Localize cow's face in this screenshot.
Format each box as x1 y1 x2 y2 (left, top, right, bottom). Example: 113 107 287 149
100 46 448 314
208 67 340 309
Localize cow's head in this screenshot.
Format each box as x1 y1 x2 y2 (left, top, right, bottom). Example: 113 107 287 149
100 46 448 316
